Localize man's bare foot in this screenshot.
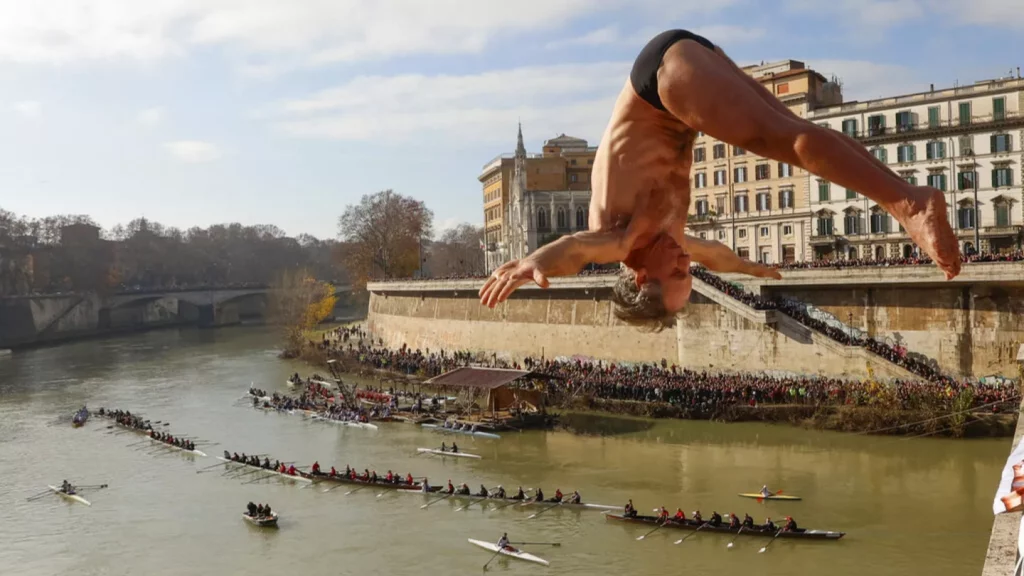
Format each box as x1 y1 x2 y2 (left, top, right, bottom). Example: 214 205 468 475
891 186 961 280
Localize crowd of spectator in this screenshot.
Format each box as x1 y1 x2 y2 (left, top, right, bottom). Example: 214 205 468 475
306 335 1018 418
772 250 1024 271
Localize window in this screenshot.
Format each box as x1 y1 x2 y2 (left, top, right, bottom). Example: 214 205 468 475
957 205 976 229
897 144 916 163
868 114 885 136
779 189 793 209
957 171 976 190
699 232 706 239
733 146 746 156
995 203 1011 227
713 144 726 159
557 207 567 229
694 147 706 162
570 159 577 165
778 162 792 178
737 247 749 258
870 210 890 234
777 82 789 94
537 208 548 230
734 166 748 183
755 164 770 180
925 141 946 160
738 228 747 239
842 119 858 137
716 196 726 214
991 134 1013 153
927 106 941 128
756 192 771 211
734 194 749 213
846 188 857 199
816 217 834 236
694 172 707 188
818 180 831 202
903 174 918 185
844 213 862 235
994 97 1006 121
714 169 727 186
993 167 1014 188
760 226 769 238
958 101 971 126
959 135 974 156
695 199 709 216
575 206 587 228
570 173 578 183
872 147 887 162
783 224 793 236
718 230 726 240
895 111 914 132
927 173 947 191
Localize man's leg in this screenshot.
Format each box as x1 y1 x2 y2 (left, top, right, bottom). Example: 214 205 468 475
655 41 960 279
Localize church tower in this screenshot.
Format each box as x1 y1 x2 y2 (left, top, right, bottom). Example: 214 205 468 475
507 123 529 260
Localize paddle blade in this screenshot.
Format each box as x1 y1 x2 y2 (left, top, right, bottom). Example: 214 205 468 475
527 513 538 519
727 543 734 549
636 535 645 541
455 507 465 512
673 539 683 545
420 504 430 509
758 547 767 553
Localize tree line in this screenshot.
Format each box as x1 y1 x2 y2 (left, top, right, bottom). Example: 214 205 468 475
0 190 484 296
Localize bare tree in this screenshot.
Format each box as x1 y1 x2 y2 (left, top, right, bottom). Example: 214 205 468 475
426 223 485 277
337 189 433 287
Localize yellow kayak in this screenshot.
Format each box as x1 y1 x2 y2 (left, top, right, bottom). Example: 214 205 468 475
738 493 802 501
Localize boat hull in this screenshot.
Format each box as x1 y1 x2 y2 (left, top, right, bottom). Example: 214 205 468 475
217 458 313 483
738 493 802 501
48 485 91 506
149 436 206 457
417 448 482 459
605 514 844 540
243 512 279 527
421 423 500 439
468 539 548 566
313 416 378 430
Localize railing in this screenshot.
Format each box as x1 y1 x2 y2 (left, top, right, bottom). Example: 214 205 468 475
840 112 1021 140
816 77 1024 114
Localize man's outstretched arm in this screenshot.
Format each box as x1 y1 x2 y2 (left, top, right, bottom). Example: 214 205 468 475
478 229 630 308
681 235 782 279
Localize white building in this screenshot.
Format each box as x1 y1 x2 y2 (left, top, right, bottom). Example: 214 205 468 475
806 75 1024 260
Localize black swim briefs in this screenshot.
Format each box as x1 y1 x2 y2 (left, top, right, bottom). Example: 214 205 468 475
630 29 715 112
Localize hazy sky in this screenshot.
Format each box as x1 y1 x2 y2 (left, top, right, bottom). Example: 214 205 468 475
0 0 1019 239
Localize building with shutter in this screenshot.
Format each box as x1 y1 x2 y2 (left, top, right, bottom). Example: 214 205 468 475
805 75 1024 260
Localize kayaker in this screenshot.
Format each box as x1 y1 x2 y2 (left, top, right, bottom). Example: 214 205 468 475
568 490 582 504
760 485 772 498
495 486 507 499
624 499 638 518
729 513 741 529
742 514 755 528
674 508 686 522
440 442 448 452
693 510 703 523
784 516 798 531
709 511 723 527
451 442 459 453
764 517 777 531
61 480 71 494
497 533 515 552
478 484 490 497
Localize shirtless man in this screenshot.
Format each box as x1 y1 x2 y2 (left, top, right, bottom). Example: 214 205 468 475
479 29 961 329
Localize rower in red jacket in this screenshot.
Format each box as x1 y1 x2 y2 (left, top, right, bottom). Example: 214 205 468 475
311 461 321 474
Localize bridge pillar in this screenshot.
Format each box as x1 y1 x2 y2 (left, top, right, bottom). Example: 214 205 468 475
197 304 216 327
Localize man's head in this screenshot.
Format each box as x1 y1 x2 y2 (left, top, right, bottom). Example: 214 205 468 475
611 234 692 331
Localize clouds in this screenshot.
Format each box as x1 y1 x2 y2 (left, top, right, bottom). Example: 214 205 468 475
11 100 41 118
807 60 926 101
136 107 165 127
546 25 766 51
275 62 630 144
164 140 222 163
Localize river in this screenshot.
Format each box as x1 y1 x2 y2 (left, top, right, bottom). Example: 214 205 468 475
0 327 1007 576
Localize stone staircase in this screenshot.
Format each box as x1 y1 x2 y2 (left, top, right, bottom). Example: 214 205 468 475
690 275 775 325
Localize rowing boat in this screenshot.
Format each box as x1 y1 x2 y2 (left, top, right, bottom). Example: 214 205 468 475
48 485 91 506
72 407 89 428
421 423 501 439
310 471 429 492
414 491 616 511
149 436 207 457
467 539 549 566
312 416 378 430
417 448 482 459
217 457 313 483
738 493 802 501
243 512 279 527
605 514 844 540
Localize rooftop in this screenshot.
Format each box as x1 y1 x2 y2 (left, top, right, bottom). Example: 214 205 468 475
810 75 1024 118
425 366 534 390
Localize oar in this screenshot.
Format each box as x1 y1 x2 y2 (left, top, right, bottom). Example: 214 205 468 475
488 490 534 512
527 501 562 519
76 484 108 490
758 530 783 553
727 527 744 548
482 547 503 571
322 483 351 493
674 523 708 545
27 490 55 501
420 493 454 509
509 542 561 547
636 518 666 540
197 462 228 473
242 474 274 485
755 490 784 504
456 488 499 512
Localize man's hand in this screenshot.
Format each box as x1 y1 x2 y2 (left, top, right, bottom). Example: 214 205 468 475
742 262 782 280
479 258 551 308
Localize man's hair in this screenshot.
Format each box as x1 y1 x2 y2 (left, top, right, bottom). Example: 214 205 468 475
609 268 677 332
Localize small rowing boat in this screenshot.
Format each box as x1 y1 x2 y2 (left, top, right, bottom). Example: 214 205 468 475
467 539 549 566
72 407 89 428
149 436 207 457
243 512 279 527
312 416 378 430
738 493 802 501
605 514 844 540
417 448 482 459
217 457 313 483
422 423 500 439
48 485 91 506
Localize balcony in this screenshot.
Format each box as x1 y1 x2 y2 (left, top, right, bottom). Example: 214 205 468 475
688 212 718 227
980 225 1023 237
809 234 837 245
852 112 1023 145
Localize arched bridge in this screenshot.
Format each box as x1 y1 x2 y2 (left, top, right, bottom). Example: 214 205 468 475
106 285 353 309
